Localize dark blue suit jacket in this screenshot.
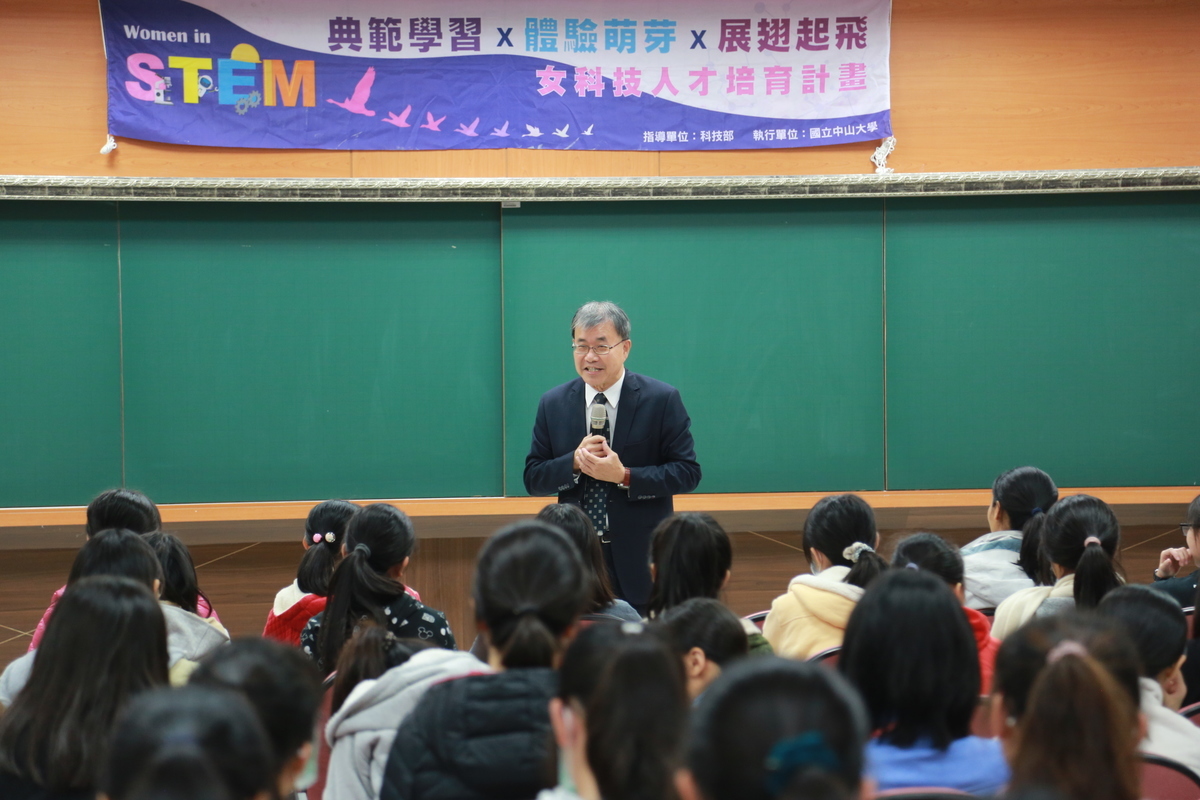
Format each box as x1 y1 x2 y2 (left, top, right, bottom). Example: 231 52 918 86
523 371 701 605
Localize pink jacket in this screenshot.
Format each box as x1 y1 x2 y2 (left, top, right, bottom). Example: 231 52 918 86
29 584 220 651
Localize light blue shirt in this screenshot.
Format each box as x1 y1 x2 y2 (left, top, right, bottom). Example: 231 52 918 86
867 735 1010 795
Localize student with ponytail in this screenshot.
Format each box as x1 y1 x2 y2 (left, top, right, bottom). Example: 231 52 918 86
992 612 1143 800
380 521 591 800
541 622 688 800
301 503 454 673
992 495 1122 639
960 467 1059 610
763 494 887 660
264 500 359 645
678 656 870 800
103 685 275 800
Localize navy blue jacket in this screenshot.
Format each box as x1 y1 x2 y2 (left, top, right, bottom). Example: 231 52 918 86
523 371 701 605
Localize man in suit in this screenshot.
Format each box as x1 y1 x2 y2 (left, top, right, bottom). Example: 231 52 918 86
524 301 702 611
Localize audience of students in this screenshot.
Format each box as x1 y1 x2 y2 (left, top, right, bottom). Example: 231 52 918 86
960 466 1059 610
102 685 275 800
992 495 1123 639
380 521 590 800
1096 585 1200 775
302 503 455 673
992 612 1143 800
0 577 169 799
1149 492 1200 606
657 598 749 702
325 624 487 800
537 503 642 621
892 532 1001 692
541 621 688 800
190 637 325 798
763 494 887 659
680 656 870 800
646 512 771 653
264 499 359 645
841 569 1010 794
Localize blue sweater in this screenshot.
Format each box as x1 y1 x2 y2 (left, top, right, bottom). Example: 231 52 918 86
867 736 1010 795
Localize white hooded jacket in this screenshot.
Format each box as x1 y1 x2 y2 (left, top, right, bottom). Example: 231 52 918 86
324 648 490 800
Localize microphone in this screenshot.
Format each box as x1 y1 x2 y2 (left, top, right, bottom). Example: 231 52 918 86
589 402 608 442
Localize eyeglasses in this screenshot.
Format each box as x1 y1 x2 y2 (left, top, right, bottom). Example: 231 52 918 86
571 340 628 356
1182 523 1196 537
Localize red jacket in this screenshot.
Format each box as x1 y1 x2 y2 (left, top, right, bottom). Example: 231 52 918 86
964 606 999 695
263 593 328 646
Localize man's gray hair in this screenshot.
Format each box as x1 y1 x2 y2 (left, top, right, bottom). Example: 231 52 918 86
571 301 631 340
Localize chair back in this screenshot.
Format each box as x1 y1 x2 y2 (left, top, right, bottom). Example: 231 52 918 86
873 788 975 800
744 610 769 630
1184 606 1194 638
1141 754 1200 800
969 696 994 738
1180 701 1200 728
808 646 841 667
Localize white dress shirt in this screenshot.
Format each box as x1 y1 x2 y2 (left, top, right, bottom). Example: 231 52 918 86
583 369 625 438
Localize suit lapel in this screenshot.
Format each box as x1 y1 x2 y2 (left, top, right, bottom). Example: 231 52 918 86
612 372 639 453
568 379 587 440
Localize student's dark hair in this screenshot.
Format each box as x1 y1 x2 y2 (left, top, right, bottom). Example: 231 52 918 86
840 570 978 749
329 623 438 713
104 686 274 800
688 657 868 800
296 499 359 596
0 577 169 792
190 638 324 780
1097 585 1187 678
890 533 963 587
1187 493 1200 529
143 532 211 615
1039 494 1122 609
537 502 617 612
86 487 161 537
993 466 1059 534
648 512 732 617
558 622 688 800
994 612 1141 800
67 527 163 590
802 494 887 590
1018 514 1054 585
316 503 417 673
474 520 589 669
658 598 749 667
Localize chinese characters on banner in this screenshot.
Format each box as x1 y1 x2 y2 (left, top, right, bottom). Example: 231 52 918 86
101 0 891 151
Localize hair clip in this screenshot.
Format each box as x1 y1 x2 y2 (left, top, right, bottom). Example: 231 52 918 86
312 533 323 543
842 542 875 564
1046 639 1088 664
325 532 336 543
905 562 920 570
764 732 840 796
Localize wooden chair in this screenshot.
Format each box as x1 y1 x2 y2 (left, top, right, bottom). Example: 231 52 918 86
1141 754 1200 800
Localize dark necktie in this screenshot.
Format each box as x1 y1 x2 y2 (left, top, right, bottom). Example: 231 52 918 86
581 393 610 534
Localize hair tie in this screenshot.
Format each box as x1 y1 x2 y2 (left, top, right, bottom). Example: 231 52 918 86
764 732 841 796
842 542 875 564
1030 507 1044 516
1083 536 1101 547
1047 640 1088 664
514 604 540 618
905 562 920 571
312 531 336 544
354 543 372 559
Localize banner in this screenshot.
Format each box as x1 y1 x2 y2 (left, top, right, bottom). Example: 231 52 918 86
101 0 892 151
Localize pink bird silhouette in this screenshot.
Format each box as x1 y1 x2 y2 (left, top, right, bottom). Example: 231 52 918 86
490 121 510 137
383 105 412 128
455 117 480 137
420 112 446 131
326 68 376 116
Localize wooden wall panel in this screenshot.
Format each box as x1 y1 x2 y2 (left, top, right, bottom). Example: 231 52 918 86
1 0 1196 179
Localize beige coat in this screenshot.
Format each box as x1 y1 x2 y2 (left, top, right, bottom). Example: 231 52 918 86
990 573 1075 640
762 566 863 660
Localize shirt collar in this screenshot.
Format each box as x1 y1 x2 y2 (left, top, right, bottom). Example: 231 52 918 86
585 369 625 408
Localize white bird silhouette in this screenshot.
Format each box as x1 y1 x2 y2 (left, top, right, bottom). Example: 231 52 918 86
552 124 570 138
326 67 376 116
383 105 412 128
523 124 543 137
582 124 594 135
455 117 480 136
490 121 511 137
420 112 446 131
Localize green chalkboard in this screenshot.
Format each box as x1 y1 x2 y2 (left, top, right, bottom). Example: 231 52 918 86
119 203 502 503
501 200 886 496
885 192 1200 489
0 201 123 507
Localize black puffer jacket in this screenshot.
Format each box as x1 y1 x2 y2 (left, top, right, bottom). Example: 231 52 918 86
379 667 557 800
